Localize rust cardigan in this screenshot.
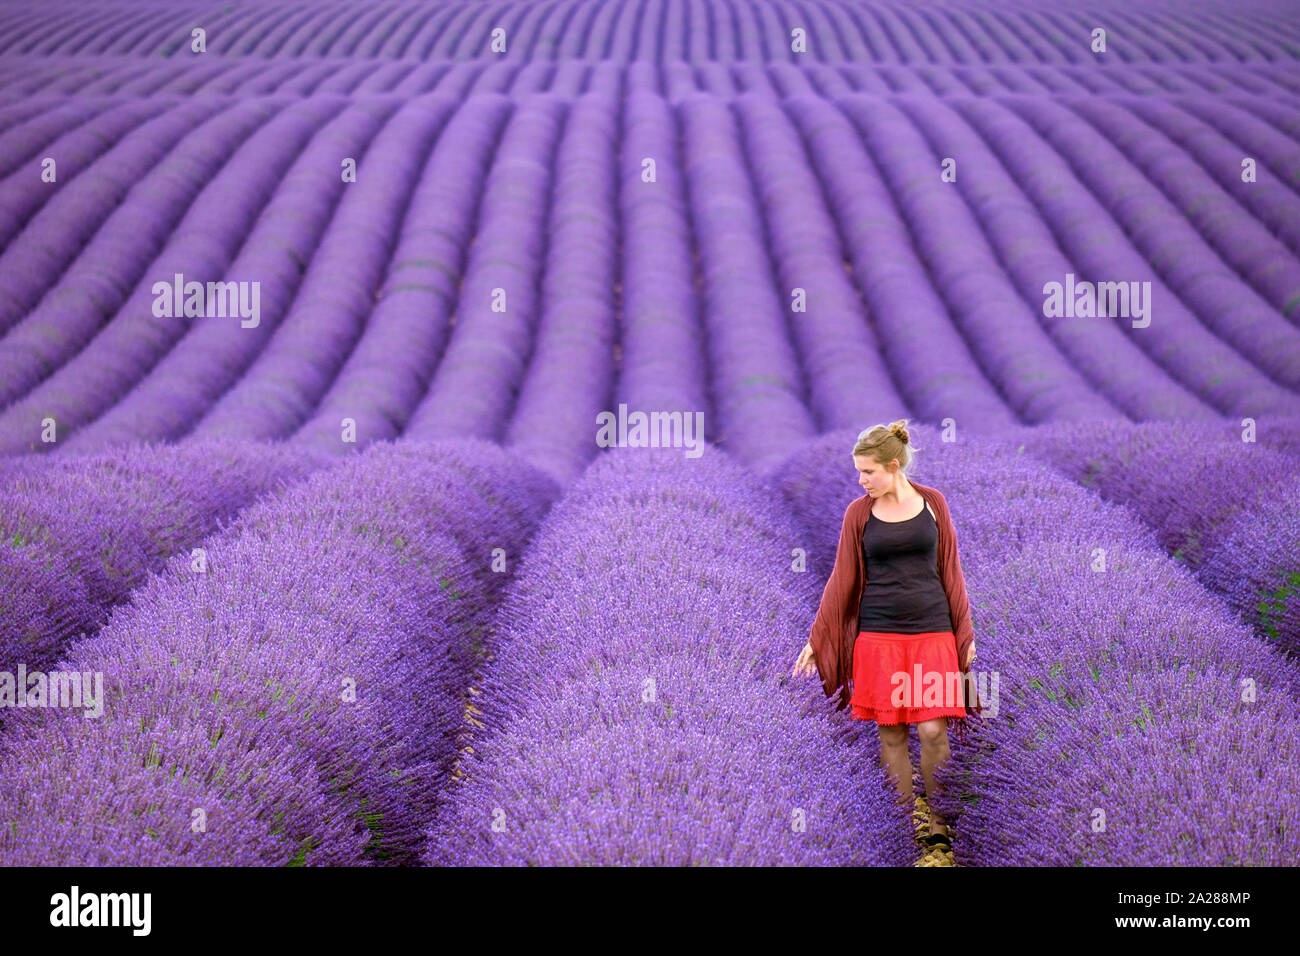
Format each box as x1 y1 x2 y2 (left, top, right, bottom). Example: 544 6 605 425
808 480 983 735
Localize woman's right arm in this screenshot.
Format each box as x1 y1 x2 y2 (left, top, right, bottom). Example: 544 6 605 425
806 502 859 685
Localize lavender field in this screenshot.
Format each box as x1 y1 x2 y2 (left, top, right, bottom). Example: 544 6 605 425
2 0 1299 868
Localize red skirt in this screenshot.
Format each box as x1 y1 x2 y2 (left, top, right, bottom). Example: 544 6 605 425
850 629 970 725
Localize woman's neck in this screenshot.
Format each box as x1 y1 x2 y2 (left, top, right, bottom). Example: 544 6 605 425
877 476 914 505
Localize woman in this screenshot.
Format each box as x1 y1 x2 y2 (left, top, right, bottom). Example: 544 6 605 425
792 420 980 854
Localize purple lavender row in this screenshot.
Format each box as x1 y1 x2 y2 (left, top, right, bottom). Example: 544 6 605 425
292 3 415 60
729 92 899 430
0 96 395 452
952 96 1300 418
403 62 500 101
0 61 100 96
1194 90 1300 174
943 66 1051 96
674 93 818 460
287 94 511 454
840 94 1126 424
0 95 58 140
68 59 269 98
0 97 290 416
19 5 176 58
1098 9 1233 64
3 59 1297 99
1026 67 1142 95
888 93 1214 422
266 5 449 62
0 98 144 251
888 12 975 66
648 0 784 63
501 92 621 485
1181 63 1300 99
1227 98 1300 167
0 95 106 178
401 94 566 442
64 97 402 450
958 8 1067 65
0 439 332 678
305 6 393 59
1006 90 1300 383
346 8 428 60
1201 473 1300 660
1062 96 1300 333
296 6 418 60
0 476 470 866
425 446 916 866
1117 96 1300 263
1252 416 1300 458
771 425 1300 864
45 60 180 97
1002 416 1300 657
11 2 1300 63
134 58 288 97
921 65 1011 96
77 6 178 58
757 62 843 98
376 6 471 60
781 95 1014 428
233 59 1300 99
934 436 1300 865
609 89 712 427
0 439 558 865
0 98 212 338
207 6 315 59
999 676 1300 864
148 93 420 442
1029 91 1300 365
61 5 175 58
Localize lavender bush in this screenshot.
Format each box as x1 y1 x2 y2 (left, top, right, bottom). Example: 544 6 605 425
1004 416 1300 655
0 439 557 865
425 445 917 866
770 426 1300 865
1 439 332 676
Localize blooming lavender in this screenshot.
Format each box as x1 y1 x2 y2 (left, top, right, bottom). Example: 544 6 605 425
425 445 916 866
0 439 557 865
2 0 1300 871
1005 417 1300 654
771 425 1300 865
1 439 332 677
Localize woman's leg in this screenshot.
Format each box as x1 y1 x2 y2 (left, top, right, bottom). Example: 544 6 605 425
877 722 912 807
916 717 950 836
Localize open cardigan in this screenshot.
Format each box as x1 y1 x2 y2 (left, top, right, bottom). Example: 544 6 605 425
808 479 983 738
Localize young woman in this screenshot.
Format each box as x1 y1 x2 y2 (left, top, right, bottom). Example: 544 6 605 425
792 420 979 854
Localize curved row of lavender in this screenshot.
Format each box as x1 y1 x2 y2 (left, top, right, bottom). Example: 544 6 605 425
59 96 415 449
4 61 1300 100
1 1 1297 63
0 439 559 865
5 84 1300 462
1002 416 1300 657
769 425 1300 864
423 445 917 866
0 439 332 679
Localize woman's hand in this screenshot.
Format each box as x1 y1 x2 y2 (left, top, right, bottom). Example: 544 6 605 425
963 641 977 668
792 641 817 679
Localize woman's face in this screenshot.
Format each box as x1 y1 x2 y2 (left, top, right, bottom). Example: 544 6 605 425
854 455 895 496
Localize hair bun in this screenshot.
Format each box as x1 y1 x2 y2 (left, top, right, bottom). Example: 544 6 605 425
892 424 908 444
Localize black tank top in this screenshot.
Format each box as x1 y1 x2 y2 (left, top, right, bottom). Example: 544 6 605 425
858 498 954 634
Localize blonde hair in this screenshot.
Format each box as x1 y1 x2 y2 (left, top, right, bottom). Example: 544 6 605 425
852 419 914 473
